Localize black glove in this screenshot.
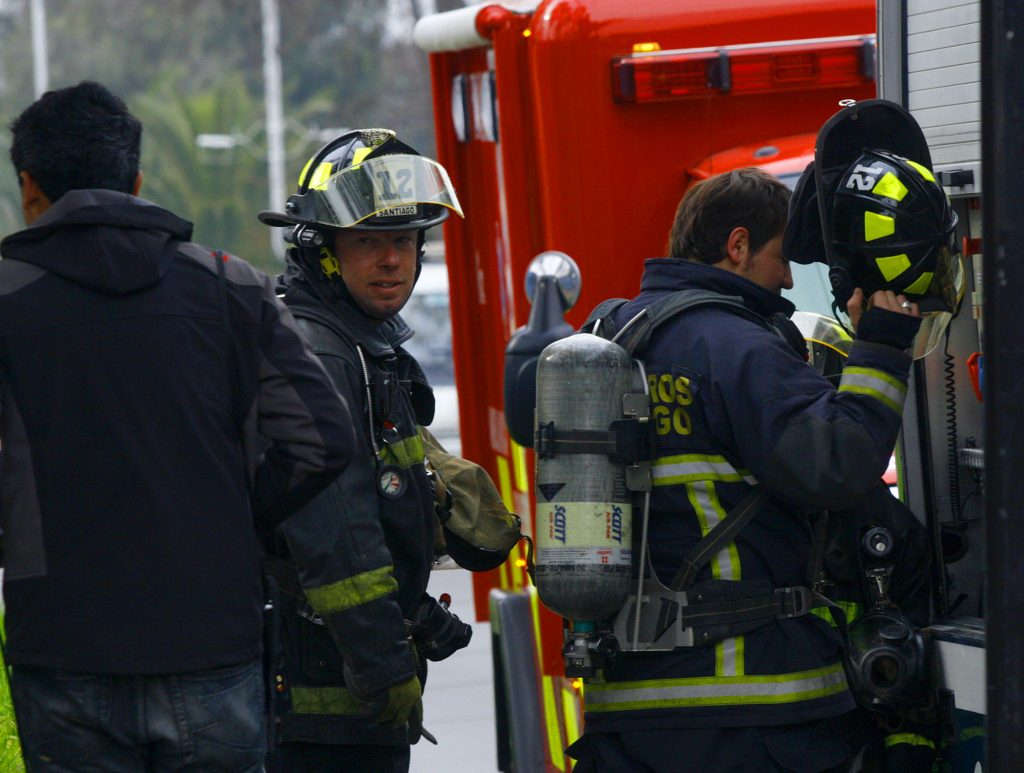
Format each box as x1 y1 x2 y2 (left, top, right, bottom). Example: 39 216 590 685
410 594 473 662
856 307 922 350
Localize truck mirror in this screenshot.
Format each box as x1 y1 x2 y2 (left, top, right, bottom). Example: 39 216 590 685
504 252 581 448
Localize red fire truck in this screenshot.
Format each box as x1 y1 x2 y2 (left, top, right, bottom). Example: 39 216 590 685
414 1 876 769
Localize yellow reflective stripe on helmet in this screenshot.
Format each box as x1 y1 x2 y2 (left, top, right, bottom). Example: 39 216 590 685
584 663 848 711
905 159 936 183
304 565 398 615
351 146 373 167
379 434 425 470
652 454 757 487
885 733 936 749
289 686 365 715
300 159 334 191
875 253 911 281
839 366 907 413
872 172 908 201
904 270 933 295
864 211 895 242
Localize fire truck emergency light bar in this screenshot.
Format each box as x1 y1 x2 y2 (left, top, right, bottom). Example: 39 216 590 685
612 35 876 104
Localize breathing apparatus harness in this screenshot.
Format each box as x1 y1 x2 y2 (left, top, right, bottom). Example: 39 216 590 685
539 289 837 676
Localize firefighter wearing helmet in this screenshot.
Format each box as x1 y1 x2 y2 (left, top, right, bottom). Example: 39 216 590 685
257 130 473 772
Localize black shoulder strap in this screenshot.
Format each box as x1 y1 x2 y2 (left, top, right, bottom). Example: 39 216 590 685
579 289 767 356
579 298 630 339
614 289 766 356
670 486 769 592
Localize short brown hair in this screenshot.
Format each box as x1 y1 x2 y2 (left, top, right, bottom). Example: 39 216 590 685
666 168 790 263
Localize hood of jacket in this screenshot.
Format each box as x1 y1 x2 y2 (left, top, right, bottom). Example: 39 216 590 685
640 258 796 318
0 190 193 295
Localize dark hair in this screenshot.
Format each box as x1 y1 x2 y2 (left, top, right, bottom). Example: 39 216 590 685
666 168 790 263
9 81 142 202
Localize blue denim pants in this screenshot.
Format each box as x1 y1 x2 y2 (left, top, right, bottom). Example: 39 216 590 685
10 659 266 772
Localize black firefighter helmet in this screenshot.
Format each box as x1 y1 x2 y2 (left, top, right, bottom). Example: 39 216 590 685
258 128 463 299
782 99 963 358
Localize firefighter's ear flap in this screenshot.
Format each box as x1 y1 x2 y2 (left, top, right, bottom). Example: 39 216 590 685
782 161 826 266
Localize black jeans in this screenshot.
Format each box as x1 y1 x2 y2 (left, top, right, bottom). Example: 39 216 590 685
10 660 266 772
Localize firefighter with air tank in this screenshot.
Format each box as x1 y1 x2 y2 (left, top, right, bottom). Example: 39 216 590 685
526 100 961 771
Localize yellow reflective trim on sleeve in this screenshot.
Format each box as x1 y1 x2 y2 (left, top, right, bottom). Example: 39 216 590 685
379 434 425 470
304 565 398 615
839 366 907 414
584 663 848 712
543 675 566 770
872 172 908 201
904 270 934 295
885 733 936 749
289 686 365 716
864 211 896 242
905 159 936 182
875 253 911 281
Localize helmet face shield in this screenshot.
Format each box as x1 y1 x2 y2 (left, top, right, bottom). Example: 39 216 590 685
306 153 463 230
908 249 966 359
791 311 853 380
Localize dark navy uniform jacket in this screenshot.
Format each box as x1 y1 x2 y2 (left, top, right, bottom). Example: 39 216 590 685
584 259 913 731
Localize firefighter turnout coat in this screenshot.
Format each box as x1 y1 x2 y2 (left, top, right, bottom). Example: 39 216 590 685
583 258 914 731
266 270 439 746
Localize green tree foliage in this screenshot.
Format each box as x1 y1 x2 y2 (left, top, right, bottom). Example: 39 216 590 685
0 0 464 271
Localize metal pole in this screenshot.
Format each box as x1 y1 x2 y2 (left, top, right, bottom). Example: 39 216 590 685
29 0 48 97
983 0 1024 768
261 0 286 262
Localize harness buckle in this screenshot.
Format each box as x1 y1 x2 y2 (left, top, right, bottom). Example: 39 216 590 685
775 586 812 618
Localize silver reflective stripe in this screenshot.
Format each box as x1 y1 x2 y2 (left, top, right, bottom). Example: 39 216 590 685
652 454 758 487
838 366 907 413
585 663 848 712
688 479 745 677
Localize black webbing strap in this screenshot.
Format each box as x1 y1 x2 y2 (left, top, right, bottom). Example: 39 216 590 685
670 486 770 592
808 510 831 591
674 585 814 628
614 290 764 356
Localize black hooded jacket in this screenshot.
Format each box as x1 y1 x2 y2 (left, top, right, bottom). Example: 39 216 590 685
0 190 354 674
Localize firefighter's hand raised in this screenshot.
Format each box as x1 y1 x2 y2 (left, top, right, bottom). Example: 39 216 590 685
849 288 923 351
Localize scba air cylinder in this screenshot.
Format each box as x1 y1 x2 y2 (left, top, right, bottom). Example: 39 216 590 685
535 332 633 623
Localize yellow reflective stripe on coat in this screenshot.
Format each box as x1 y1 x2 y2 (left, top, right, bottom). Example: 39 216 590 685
652 454 757 487
304 565 398 615
289 686 365 715
584 663 847 712
379 434 425 469
838 366 907 413
885 733 936 749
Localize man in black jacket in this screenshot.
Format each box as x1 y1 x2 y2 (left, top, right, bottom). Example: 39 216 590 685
0 81 354 772
257 129 479 773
